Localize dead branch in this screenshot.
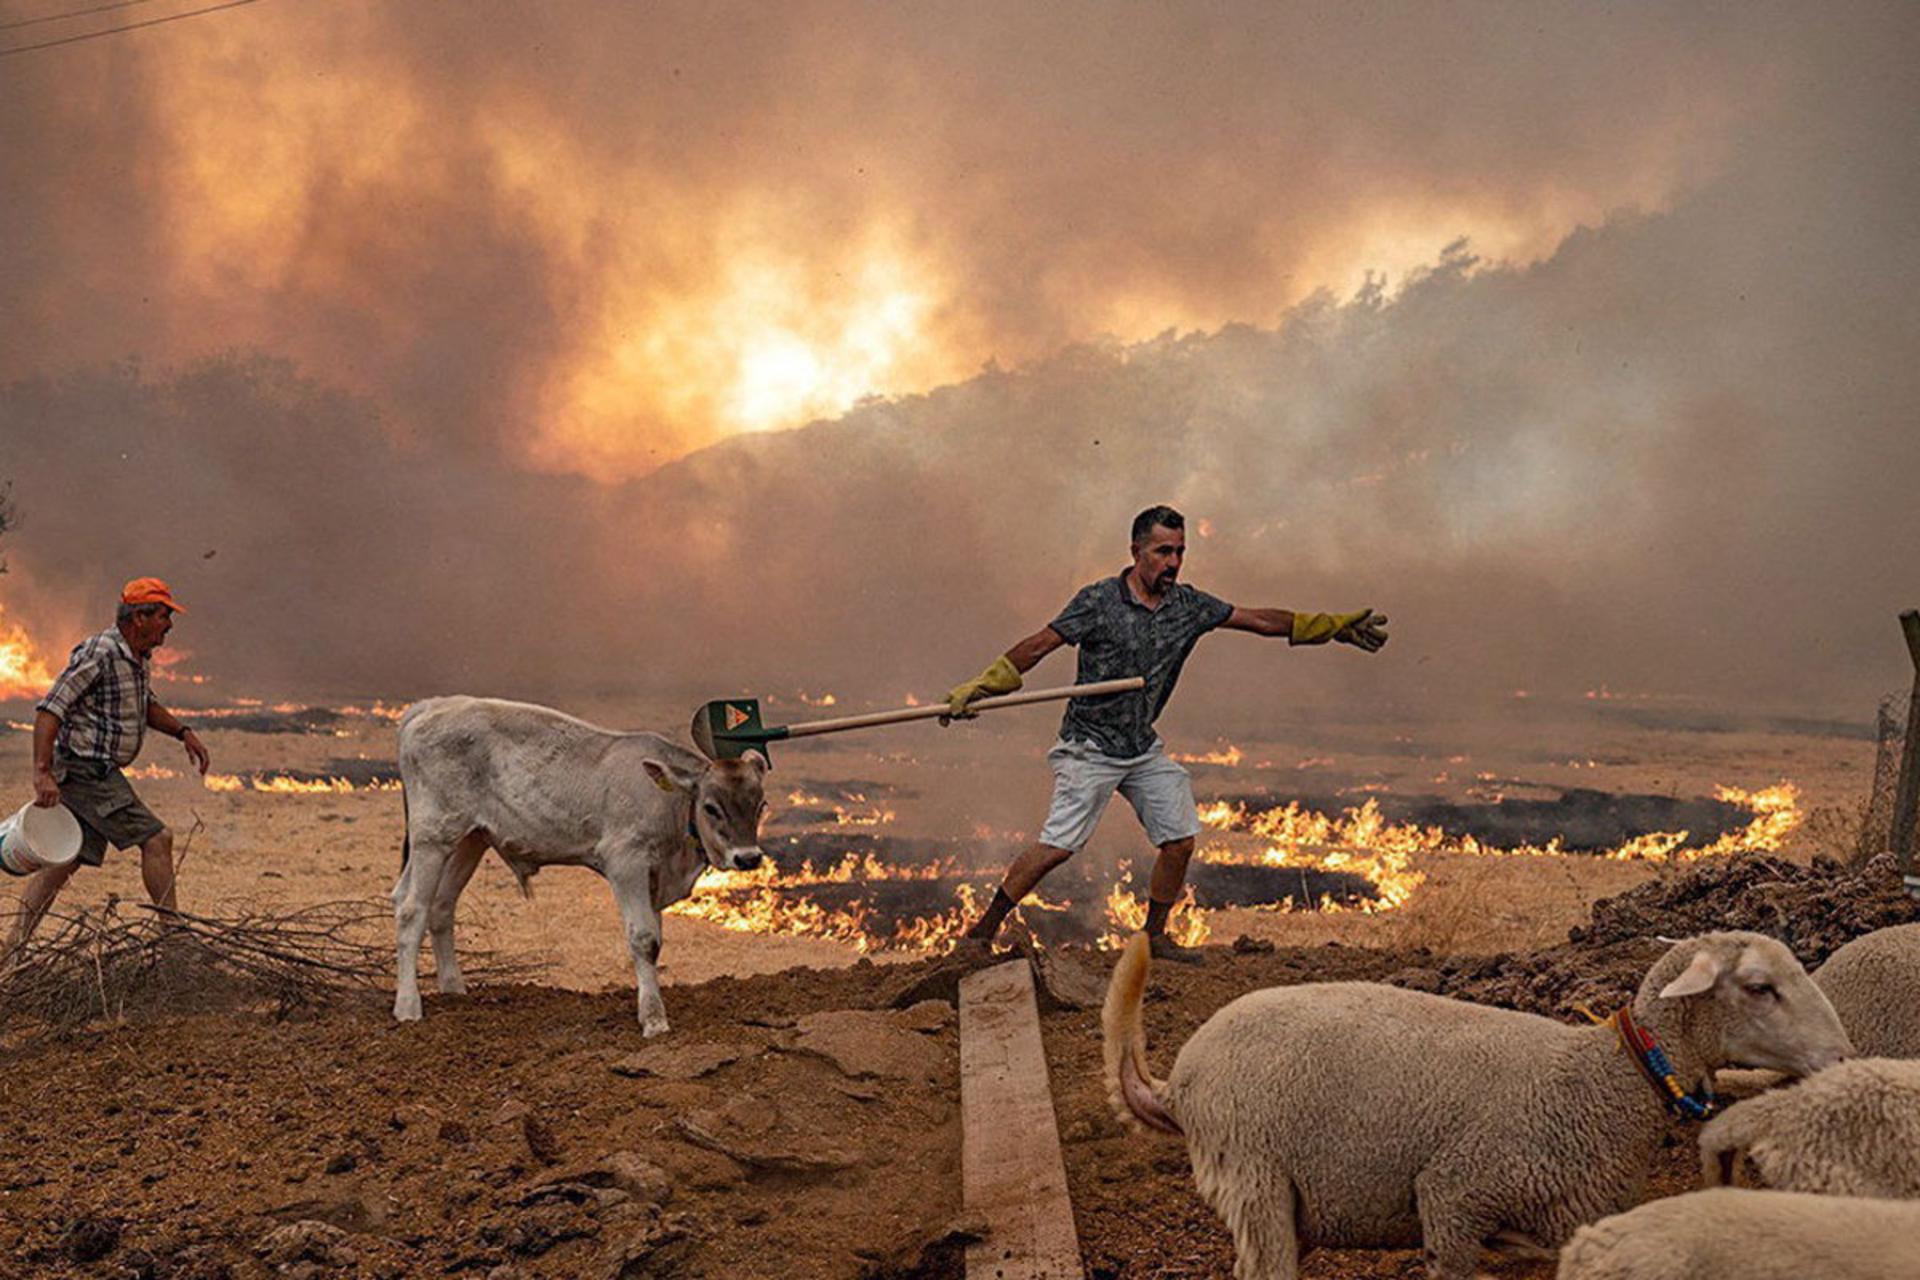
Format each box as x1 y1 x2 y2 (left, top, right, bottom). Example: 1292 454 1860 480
0 898 543 1042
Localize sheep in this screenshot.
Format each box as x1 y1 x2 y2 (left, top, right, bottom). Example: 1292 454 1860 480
1102 930 1853 1280
1814 922 1920 1057
1555 1188 1920 1279
1698 1056 1920 1195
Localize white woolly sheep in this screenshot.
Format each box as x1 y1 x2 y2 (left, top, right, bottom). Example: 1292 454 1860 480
1103 930 1853 1280
1815 922 1920 1057
1699 1056 1920 1196
1556 1187 1920 1279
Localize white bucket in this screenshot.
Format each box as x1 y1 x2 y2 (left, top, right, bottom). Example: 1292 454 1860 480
0 801 83 876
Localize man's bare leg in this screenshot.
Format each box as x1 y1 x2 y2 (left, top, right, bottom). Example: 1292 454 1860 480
959 842 1076 949
1144 836 1205 964
1146 835 1195 904
8 859 80 953
139 827 177 912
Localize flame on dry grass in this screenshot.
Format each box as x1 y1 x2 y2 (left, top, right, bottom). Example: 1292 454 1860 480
1099 880 1210 950
1194 783 1802 921
1171 743 1244 766
205 772 401 794
668 857 982 955
671 783 1802 956
332 701 408 722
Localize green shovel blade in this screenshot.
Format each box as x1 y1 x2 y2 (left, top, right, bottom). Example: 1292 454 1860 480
691 698 789 761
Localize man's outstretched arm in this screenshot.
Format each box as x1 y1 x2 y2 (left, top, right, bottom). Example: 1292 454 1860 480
1003 626 1066 673
944 627 1067 719
1222 606 1389 652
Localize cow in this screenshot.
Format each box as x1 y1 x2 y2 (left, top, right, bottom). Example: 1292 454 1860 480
390 695 767 1035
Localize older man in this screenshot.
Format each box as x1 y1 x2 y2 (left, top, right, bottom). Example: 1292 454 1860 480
11 578 210 947
944 505 1388 962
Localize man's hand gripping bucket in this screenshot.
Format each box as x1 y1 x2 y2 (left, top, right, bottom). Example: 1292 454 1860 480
0 800 83 876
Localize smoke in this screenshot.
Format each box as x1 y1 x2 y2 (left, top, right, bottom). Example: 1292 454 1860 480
2 2 1916 725
3 2 1782 472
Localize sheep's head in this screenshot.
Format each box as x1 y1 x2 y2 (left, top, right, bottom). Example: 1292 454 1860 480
1638 932 1853 1077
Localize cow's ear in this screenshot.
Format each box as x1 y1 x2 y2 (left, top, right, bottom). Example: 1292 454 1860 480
643 757 703 794
743 749 770 773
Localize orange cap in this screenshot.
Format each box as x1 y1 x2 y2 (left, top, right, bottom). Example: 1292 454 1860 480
120 577 185 613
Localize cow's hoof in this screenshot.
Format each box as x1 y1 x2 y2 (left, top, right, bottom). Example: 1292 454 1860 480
393 993 423 1022
437 975 468 995
641 1015 671 1038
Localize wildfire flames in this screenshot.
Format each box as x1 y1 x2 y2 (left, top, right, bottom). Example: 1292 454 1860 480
1194 782 1802 915
1172 744 1244 766
0 605 54 702
669 854 984 954
1100 881 1211 949
668 782 1804 956
205 772 402 794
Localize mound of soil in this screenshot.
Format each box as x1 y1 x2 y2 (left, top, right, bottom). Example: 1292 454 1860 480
1573 852 1919 965
1402 853 1920 1022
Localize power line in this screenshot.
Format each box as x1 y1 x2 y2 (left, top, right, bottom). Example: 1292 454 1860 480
0 0 159 34
0 0 260 56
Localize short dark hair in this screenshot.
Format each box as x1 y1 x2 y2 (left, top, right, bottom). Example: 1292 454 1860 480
116 602 167 625
1131 505 1184 545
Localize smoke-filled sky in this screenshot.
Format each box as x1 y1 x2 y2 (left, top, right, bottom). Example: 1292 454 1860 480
2 1 1916 726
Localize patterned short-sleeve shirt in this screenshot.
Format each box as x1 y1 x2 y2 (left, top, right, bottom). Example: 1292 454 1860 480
1048 573 1234 757
37 627 151 766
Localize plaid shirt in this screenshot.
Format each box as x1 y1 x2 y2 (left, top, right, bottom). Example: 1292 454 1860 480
37 627 151 767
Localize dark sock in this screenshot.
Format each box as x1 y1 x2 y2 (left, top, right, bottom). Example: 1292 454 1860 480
967 887 1017 941
1145 896 1175 936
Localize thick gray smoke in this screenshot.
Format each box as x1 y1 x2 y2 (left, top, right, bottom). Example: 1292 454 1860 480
1 2 1916 729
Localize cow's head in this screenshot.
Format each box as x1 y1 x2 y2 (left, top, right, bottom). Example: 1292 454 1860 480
644 751 768 872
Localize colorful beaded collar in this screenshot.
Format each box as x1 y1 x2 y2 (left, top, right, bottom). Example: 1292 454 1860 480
1609 1005 1722 1121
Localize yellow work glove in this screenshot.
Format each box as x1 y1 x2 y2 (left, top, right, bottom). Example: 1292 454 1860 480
944 655 1023 721
1291 609 1389 652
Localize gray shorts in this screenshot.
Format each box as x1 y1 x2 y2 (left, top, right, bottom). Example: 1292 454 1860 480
1037 738 1202 853
53 753 166 866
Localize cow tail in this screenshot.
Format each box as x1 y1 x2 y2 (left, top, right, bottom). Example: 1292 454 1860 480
399 777 411 869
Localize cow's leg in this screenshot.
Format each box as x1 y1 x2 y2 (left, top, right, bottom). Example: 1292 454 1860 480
427 833 488 995
606 865 670 1036
393 830 456 1022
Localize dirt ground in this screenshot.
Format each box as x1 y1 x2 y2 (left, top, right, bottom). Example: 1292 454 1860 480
0 695 1892 1278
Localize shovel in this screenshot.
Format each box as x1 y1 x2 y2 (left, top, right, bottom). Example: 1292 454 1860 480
690 676 1146 762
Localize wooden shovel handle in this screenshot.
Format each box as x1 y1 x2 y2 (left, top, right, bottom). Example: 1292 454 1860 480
779 677 1146 740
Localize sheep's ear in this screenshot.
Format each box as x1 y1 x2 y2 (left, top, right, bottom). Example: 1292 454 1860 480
1660 949 1724 999
643 757 703 794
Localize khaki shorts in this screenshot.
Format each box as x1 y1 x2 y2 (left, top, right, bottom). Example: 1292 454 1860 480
53 753 166 866
1037 738 1202 852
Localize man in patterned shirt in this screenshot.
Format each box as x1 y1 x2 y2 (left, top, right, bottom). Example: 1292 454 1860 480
11 578 211 947
943 506 1388 963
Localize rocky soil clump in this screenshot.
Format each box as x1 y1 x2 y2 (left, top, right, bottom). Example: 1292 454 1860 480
1393 853 1920 1021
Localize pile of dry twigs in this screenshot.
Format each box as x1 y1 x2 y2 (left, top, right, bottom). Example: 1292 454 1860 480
0 898 542 1040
